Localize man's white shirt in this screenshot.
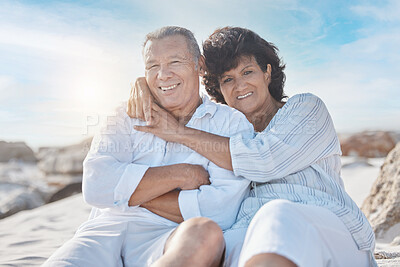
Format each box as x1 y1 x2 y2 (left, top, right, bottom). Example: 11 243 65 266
82 94 254 230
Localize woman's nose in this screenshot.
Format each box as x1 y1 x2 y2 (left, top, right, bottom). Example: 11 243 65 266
235 77 247 92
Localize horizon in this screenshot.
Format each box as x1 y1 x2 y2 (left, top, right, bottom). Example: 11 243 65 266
1 0 400 148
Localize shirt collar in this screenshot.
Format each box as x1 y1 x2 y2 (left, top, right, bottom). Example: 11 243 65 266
190 93 217 120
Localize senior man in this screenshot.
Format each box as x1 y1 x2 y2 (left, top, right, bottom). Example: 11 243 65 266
44 26 253 266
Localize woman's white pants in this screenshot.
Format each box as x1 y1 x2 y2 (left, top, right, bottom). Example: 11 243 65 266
224 199 372 267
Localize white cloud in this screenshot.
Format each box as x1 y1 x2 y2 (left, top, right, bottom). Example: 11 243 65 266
0 25 106 60
285 27 400 132
0 1 149 147
351 0 400 22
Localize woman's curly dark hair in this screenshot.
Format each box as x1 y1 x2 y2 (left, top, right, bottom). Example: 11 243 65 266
202 27 286 104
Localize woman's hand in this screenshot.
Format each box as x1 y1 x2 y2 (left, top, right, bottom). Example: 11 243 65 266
127 77 154 124
134 104 185 143
135 105 233 171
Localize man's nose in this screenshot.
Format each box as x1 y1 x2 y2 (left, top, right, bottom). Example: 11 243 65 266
157 65 173 81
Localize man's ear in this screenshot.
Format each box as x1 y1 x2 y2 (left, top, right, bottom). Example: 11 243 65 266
198 56 206 77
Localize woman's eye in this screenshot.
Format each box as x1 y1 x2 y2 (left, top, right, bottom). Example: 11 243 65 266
244 70 253 75
223 78 233 83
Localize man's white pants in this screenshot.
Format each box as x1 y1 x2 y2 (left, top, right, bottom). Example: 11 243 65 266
224 199 372 267
43 216 176 267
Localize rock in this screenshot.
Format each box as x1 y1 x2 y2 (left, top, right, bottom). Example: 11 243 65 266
374 251 400 260
49 182 82 203
38 138 92 175
0 141 37 163
0 138 93 219
340 131 397 158
0 183 45 219
361 142 400 239
391 235 400 246
0 162 83 219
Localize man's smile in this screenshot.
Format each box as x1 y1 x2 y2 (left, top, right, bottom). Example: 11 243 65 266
160 83 179 91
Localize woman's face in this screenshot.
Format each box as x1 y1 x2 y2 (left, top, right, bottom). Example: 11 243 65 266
219 55 272 117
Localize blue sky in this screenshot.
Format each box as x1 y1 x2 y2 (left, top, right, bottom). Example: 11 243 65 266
1 0 399 148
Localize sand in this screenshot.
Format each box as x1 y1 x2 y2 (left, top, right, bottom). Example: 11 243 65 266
0 195 91 266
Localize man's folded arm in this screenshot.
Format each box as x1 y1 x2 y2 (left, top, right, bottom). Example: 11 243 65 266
136 162 251 229
128 163 209 207
140 190 183 223
82 106 197 210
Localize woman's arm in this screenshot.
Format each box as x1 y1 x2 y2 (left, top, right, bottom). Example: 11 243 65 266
136 94 340 184
134 104 233 171
127 77 234 170
175 127 233 171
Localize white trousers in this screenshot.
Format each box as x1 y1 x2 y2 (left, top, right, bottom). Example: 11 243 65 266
43 216 176 267
224 199 372 267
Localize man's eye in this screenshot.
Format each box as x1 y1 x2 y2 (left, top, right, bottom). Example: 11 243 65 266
171 61 180 64
147 65 158 70
244 70 253 75
223 78 233 83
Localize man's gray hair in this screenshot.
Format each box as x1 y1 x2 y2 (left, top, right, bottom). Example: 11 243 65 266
143 26 201 65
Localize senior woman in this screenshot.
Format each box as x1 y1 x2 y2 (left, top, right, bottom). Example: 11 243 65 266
129 27 376 267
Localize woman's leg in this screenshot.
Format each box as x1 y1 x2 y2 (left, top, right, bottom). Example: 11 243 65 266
152 217 225 267
239 199 370 267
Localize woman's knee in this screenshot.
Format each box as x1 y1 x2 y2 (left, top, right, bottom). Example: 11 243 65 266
253 199 296 221
260 199 294 212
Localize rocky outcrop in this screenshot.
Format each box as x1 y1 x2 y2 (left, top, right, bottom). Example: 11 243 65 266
340 131 397 158
49 182 82 203
361 142 400 239
37 138 92 175
0 183 45 219
0 141 37 163
0 138 91 220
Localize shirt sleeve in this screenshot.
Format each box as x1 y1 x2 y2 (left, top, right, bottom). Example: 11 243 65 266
230 93 342 182
82 105 149 211
178 163 250 230
178 107 254 230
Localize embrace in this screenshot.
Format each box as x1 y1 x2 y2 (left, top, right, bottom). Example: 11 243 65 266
44 26 377 267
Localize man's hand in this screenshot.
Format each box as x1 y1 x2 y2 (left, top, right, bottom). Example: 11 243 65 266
127 77 154 124
179 164 210 190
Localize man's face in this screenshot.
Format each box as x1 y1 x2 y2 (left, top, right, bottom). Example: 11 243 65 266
144 35 200 114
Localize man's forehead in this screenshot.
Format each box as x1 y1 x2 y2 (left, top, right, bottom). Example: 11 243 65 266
143 36 192 62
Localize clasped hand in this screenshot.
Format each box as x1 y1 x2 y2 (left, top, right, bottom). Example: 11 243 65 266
128 77 185 142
